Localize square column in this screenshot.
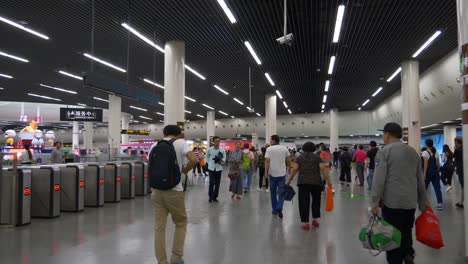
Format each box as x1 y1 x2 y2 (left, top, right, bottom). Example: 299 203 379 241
401 60 421 153
121 113 131 144
206 110 215 144
108 94 122 158
265 94 277 143
329 109 339 151
83 122 94 150
164 40 185 126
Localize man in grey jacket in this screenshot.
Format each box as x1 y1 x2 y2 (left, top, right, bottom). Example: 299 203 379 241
370 123 428 264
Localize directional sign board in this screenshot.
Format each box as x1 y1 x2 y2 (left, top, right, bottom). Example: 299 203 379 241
60 108 103 122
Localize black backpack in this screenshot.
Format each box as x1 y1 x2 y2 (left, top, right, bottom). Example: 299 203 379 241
149 139 182 190
425 150 439 178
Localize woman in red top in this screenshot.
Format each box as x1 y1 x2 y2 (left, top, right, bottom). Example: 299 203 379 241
353 145 367 187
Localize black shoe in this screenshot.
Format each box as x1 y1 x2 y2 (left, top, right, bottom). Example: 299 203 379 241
209 199 212 203
456 203 464 209
213 199 219 203
278 211 283 219
272 211 278 215
404 254 415 264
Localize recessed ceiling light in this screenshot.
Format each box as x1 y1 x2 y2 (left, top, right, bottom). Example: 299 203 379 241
358 107 362 111
0 15 49 40
386 67 402 82
275 90 283 99
83 53 126 73
202 104 214 110
130 105 148 112
321 110 324 113
197 114 204 118
328 56 336 74
39 84 77 94
332 5 345 43
362 99 370 106
372 87 383 97
139 115 152 120
265 73 275 86
121 23 165 53
58 70 83 80
218 110 228 116
156 112 164 116
143 78 164 89
28 93 61 101
412 30 442 58
216 0 237 24
93 97 109 103
244 41 262 65
214 84 229 95
324 80 330 92
185 96 196 102
184 65 206 80
233 98 244 105
0 50 29 62
0 73 13 79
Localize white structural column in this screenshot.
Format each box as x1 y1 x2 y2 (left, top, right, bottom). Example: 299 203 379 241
329 109 339 151
164 40 185 126
401 60 421 153
72 121 79 150
265 94 277 143
108 94 122 157
206 110 215 144
121 113 131 144
83 122 94 150
443 126 457 148
456 0 468 258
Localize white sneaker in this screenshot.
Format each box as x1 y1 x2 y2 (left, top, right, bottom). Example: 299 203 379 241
436 204 444 211
446 185 453 193
266 189 270 193
257 188 262 191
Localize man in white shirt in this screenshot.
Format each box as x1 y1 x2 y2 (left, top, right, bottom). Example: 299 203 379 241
150 125 197 264
265 135 291 219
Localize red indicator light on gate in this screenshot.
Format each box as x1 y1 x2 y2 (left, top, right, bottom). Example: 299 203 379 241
23 187 30 196
131 175 135 180
144 173 148 178
117 176 121 182
99 179 104 185
54 184 60 191
79 181 85 188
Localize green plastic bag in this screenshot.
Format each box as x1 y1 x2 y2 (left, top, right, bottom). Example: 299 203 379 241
359 215 402 254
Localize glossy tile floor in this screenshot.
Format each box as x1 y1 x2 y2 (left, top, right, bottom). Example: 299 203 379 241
0 168 466 264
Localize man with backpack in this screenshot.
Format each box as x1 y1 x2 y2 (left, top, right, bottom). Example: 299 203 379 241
241 143 255 193
339 146 352 186
149 125 197 264
206 136 227 203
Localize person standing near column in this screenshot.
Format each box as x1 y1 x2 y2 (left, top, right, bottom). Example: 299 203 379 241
422 139 444 210
366 141 379 191
241 143 254 193
257 147 267 191
206 136 226 203
454 137 464 209
354 145 367 187
339 146 352 186
265 135 291 219
440 144 454 193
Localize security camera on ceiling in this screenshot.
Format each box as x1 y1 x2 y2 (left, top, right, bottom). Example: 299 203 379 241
276 0 294 46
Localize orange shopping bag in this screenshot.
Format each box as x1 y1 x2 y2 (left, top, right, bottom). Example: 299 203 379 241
325 186 334 212
415 207 444 249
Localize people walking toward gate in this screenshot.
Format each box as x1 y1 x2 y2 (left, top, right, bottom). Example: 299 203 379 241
353 145 367 187
440 144 454 193
370 123 428 264
366 141 379 191
454 137 464 209
241 143 254 193
257 147 268 191
206 136 226 203
286 142 332 230
422 139 443 210
339 146 352 186
149 125 197 264
265 135 291 219
229 142 244 200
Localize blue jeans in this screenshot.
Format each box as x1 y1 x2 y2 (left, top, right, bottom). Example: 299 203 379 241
367 169 374 190
269 176 286 213
425 173 443 204
241 169 252 190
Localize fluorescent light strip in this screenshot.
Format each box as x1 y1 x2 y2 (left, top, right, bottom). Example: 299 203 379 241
197 114 204 118
247 106 253 111
358 107 361 111
328 56 336 74
265 73 275 86
332 5 346 43
139 115 152 120
322 104 325 109
214 84 229 95
362 99 370 106
0 73 13 79
39 84 77 94
184 65 206 80
78 103 87 107
275 90 283 99
324 80 330 92
158 102 164 106
93 97 109 103
256 113 261 117
58 70 82 80
28 93 61 101
283 101 288 108
288 109 292 114
244 41 262 65
185 96 196 102
412 30 442 58
321 110 324 113
130 105 148 112
121 23 165 53
372 87 383 97
386 67 402 82
216 0 237 24
184 110 192 114
143 78 164 89
0 51 28 62
218 110 228 116
323 95 327 103
0 16 49 40
156 112 164 116
233 98 244 105
83 53 126 73
202 104 214 110
231 116 235 118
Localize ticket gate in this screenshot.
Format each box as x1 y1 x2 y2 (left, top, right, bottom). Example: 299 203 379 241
120 162 135 199
134 162 148 196
104 163 121 203
31 167 60 218
0 168 31 226
84 164 104 207
59 165 85 212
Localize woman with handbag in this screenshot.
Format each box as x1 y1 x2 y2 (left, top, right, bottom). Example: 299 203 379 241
286 142 332 230
440 144 454 193
229 142 244 200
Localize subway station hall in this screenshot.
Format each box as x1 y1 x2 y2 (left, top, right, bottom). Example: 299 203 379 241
1 1 468 264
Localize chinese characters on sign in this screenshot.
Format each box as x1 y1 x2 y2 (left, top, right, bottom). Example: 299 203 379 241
60 108 103 122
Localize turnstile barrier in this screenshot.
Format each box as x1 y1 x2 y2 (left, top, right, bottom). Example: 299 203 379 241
120 162 135 199
84 164 104 207
0 168 31 226
104 163 121 203
59 165 85 212
31 167 60 218
134 162 148 196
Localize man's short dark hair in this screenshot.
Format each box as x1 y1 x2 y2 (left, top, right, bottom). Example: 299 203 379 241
271 135 280 144
302 142 316 152
370 141 377 147
261 147 266 153
382 122 403 139
54 142 60 146
163 125 181 137
455 136 463 145
212 136 220 141
244 143 250 149
342 146 348 151
359 145 364 150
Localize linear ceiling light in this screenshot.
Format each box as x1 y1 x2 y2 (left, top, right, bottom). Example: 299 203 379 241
322 104 325 109
244 41 262 65
214 84 229 95
185 96 196 102
372 87 383 97
216 0 237 24
39 84 77 94
58 70 83 80
283 101 288 108
143 78 164 89
324 80 330 92
197 114 204 118
202 103 214 110
412 30 442 58
28 93 61 101
156 112 164 116
0 51 28 62
358 107 361 111
158 102 164 106
218 110 228 116
323 95 327 103
247 106 253 111
256 113 261 117
130 105 147 111
121 23 164 53
386 67 402 82
0 16 49 40
139 115 152 120
83 53 126 73
184 110 192 114
332 5 346 43
265 73 275 86
233 98 244 105
328 56 336 74
93 97 109 103
77 103 87 107
275 90 283 99
288 109 292 114
0 73 13 79
362 99 370 106
184 65 206 80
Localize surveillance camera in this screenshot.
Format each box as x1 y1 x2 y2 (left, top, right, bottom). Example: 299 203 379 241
276 33 294 46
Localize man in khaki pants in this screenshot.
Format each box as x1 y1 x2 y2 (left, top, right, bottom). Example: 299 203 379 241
150 125 197 264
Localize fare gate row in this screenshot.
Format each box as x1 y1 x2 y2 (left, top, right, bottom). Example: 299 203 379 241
0 161 149 226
